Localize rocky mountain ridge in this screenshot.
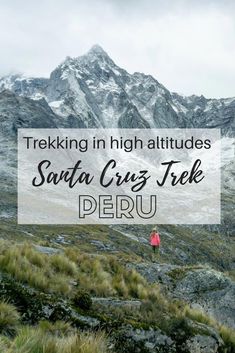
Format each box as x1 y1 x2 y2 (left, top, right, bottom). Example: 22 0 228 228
0 45 234 134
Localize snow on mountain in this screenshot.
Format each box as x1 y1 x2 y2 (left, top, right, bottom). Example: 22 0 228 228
0 45 234 134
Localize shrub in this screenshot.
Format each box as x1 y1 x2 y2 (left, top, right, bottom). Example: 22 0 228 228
73 290 92 310
167 316 195 344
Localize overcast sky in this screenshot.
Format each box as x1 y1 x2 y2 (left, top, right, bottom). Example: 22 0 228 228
0 0 234 98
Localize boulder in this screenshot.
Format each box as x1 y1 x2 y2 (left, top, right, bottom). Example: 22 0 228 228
185 334 221 353
115 326 176 353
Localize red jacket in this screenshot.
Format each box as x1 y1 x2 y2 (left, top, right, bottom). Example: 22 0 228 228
150 232 160 246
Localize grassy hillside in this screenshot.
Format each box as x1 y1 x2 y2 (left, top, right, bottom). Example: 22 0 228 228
0 237 234 353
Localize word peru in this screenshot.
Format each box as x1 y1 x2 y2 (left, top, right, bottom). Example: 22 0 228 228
18 129 220 224
78 195 157 220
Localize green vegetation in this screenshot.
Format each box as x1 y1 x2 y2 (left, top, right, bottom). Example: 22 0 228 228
183 306 235 352
73 290 92 310
0 321 109 353
168 265 204 281
93 299 235 351
0 235 234 352
0 242 162 300
219 325 235 351
1 217 234 272
0 302 20 335
0 243 72 294
71 250 158 299
183 305 217 327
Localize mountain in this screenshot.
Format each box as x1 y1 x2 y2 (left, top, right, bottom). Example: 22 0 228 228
0 45 234 232
0 45 234 134
0 90 58 135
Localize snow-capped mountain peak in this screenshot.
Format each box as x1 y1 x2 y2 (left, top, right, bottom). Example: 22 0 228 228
87 44 110 57
0 45 234 134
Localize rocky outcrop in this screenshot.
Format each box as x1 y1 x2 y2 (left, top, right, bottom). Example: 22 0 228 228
0 271 230 353
114 320 225 353
174 269 235 329
185 334 222 353
0 272 100 328
130 263 235 329
114 326 176 353
0 90 58 138
92 297 141 309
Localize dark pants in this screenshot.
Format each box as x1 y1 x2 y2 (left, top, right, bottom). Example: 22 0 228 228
152 245 159 253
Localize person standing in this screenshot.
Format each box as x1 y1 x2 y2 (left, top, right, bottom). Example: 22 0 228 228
150 227 160 258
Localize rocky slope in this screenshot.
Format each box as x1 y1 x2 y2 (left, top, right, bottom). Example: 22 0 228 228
0 241 234 353
131 262 235 329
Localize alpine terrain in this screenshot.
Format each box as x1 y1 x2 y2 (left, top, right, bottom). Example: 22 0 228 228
0 45 234 353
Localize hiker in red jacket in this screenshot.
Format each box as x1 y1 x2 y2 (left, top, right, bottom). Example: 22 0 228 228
150 227 160 256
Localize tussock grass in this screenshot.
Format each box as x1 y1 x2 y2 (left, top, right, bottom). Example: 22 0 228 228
0 242 160 300
93 291 174 328
183 306 217 327
0 241 234 351
219 325 235 350
0 302 20 335
39 320 73 336
73 251 160 299
50 254 77 276
0 243 72 294
94 296 235 351
2 323 109 353
184 306 235 350
0 336 11 352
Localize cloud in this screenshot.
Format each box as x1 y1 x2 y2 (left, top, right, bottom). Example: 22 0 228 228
0 0 234 98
